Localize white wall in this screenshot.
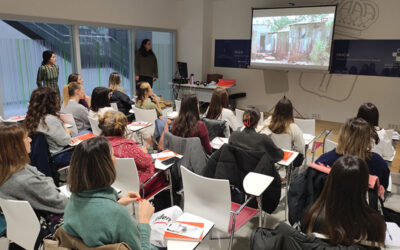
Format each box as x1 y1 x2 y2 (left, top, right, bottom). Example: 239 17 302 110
209 0 400 128
0 0 181 29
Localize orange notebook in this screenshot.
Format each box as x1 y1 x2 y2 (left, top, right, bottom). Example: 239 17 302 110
75 133 97 141
164 221 204 241
282 151 294 161
157 150 180 161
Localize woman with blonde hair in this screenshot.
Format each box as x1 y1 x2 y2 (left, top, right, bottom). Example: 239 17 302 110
109 72 134 116
98 111 167 196
316 117 390 189
61 82 91 133
0 122 67 249
68 73 91 108
258 97 305 166
135 81 162 118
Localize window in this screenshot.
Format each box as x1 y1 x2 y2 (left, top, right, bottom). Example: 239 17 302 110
79 26 131 97
135 30 175 100
0 20 72 118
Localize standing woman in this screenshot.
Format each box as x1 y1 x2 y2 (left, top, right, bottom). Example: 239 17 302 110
135 39 158 88
36 50 60 98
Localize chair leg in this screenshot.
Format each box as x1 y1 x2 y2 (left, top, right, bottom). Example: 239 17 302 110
228 215 236 250
167 169 174 206
257 196 263 227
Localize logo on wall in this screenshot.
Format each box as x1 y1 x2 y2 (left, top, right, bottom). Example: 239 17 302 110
393 49 400 62
328 0 379 37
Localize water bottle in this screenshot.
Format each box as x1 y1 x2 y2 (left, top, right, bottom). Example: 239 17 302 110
190 74 194 85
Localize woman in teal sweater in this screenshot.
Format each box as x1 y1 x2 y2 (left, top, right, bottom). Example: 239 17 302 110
62 137 157 249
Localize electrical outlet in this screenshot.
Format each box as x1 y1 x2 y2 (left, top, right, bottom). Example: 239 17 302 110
311 113 321 120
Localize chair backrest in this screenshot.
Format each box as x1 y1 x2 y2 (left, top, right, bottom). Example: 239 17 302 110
180 166 231 233
294 118 316 136
162 107 173 118
88 116 102 135
132 106 157 135
385 129 394 141
174 100 181 113
235 108 244 127
0 199 40 250
110 103 118 111
258 112 264 127
113 158 140 196
29 132 54 178
270 133 292 150
60 113 78 136
324 139 337 153
201 117 226 140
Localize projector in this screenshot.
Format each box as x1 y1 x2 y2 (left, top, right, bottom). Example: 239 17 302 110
332 0 379 36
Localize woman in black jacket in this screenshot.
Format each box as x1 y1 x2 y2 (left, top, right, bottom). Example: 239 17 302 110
229 106 283 163
108 72 134 116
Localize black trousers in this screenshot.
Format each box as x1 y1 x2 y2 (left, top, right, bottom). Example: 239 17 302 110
136 75 154 89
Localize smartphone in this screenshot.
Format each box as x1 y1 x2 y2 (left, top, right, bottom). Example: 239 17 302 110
161 156 179 165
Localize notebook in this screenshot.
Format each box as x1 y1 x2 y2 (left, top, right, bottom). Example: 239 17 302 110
69 133 97 146
210 137 228 150
164 221 204 242
127 121 152 132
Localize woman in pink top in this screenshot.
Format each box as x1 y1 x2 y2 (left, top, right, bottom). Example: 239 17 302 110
98 110 167 197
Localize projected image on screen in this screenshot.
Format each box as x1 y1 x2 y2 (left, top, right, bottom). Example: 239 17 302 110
251 6 336 71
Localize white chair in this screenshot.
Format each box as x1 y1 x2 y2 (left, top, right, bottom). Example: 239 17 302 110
235 108 244 127
88 116 102 135
175 100 181 113
113 158 173 204
132 106 157 136
294 118 327 163
323 139 337 153
162 107 173 118
0 237 9 250
179 166 272 250
0 199 40 250
270 133 293 221
110 102 118 111
258 112 264 127
60 113 78 136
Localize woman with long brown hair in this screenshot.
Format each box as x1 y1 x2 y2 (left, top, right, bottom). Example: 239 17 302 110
109 72 134 116
357 102 395 161
171 94 212 154
316 117 390 189
302 155 386 247
0 122 67 249
24 87 74 167
259 97 305 166
205 87 240 135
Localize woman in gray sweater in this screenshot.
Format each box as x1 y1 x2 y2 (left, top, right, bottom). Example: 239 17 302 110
0 122 68 249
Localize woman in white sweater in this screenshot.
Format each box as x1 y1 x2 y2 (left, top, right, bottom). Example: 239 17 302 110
88 87 114 119
357 102 395 161
205 87 241 136
258 97 305 166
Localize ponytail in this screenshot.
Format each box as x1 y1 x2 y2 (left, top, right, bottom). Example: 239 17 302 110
242 106 260 128
63 82 81 107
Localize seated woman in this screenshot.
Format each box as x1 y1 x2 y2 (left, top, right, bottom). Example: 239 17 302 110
316 117 390 189
0 122 68 249
135 81 163 119
61 82 91 133
258 97 305 166
25 87 74 167
89 87 114 119
99 111 166 196
205 87 241 136
109 72 134 116
171 94 212 154
357 102 395 161
229 106 284 163
62 136 157 249
302 155 386 247
68 73 91 108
